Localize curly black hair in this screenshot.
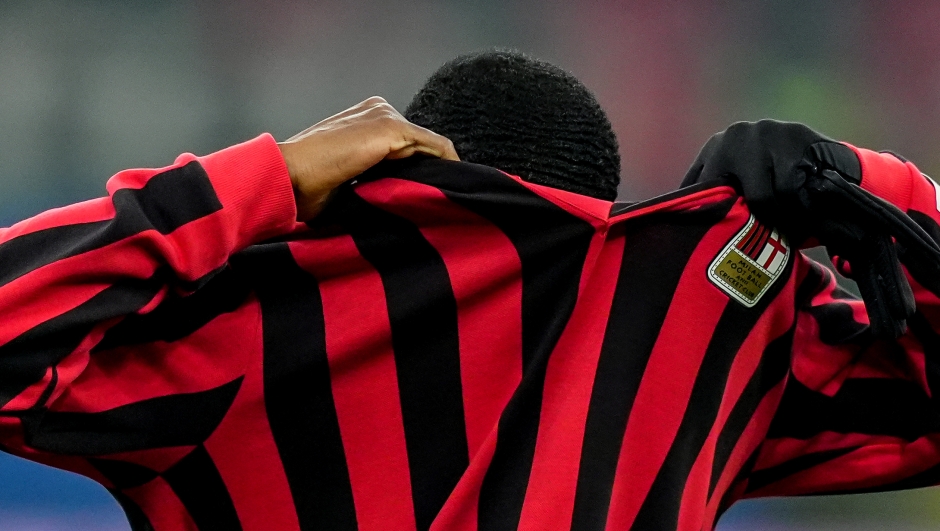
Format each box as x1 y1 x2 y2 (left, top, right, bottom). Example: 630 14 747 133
404 50 621 200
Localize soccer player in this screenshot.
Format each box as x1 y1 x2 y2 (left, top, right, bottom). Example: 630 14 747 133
0 50 939 531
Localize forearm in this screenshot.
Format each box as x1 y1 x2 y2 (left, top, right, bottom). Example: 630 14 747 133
0 133 296 413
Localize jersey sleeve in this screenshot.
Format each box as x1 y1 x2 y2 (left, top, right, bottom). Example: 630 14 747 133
742 149 940 497
0 133 296 418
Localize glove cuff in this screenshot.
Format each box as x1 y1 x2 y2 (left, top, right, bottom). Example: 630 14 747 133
844 143 916 212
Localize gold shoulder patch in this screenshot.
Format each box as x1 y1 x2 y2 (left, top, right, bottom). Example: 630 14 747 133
708 215 789 307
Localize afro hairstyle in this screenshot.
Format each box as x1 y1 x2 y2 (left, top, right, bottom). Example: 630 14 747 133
404 50 621 201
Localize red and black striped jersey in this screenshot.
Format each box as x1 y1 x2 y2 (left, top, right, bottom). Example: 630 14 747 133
1 134 940 531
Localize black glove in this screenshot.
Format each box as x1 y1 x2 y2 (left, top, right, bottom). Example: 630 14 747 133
681 120 862 239
683 120 940 338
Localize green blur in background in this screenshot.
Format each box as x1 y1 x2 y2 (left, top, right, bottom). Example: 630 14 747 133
0 0 939 529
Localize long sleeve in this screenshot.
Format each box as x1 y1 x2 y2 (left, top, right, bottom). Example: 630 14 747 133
741 149 940 497
0 133 296 416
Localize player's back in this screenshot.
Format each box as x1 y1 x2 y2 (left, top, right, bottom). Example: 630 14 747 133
5 158 846 531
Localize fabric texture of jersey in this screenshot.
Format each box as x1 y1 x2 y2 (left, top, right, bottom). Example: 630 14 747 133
2 134 940 531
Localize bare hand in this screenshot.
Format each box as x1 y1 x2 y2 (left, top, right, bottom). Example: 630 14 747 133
278 96 459 221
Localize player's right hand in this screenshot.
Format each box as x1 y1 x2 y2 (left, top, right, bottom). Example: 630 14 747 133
278 96 459 222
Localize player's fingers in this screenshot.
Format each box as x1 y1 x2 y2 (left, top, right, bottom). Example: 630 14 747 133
384 145 420 160
384 138 459 162
286 96 391 141
387 122 459 161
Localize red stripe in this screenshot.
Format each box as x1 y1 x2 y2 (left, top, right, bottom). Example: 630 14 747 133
105 164 198 193
0 203 269 412
2 366 57 412
51 303 254 413
38 323 120 412
603 211 740 531
516 231 625 530
0 208 247 352
755 431 918 471
743 224 768 259
755 226 774 259
294 236 417 531
742 223 763 257
431 427 500 531
746 433 940 497
0 196 115 243
0 246 147 349
902 330 931 395
849 144 917 212
700 379 787 531
675 289 796 531
124 476 199 531
790 304 874 398
755 225 773 258
203 296 301 531
3 311 127 412
909 174 940 220
355 178 524 458
93 446 197 475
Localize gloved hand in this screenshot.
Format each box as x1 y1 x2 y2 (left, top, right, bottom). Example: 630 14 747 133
681 120 861 239
683 120 940 338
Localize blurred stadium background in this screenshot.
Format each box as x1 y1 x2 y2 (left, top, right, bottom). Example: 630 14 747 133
1 1 939 529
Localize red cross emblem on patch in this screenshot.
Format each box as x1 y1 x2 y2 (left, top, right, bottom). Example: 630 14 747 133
709 215 791 307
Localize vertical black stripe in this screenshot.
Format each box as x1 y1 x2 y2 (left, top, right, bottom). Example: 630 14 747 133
754 226 772 258
570 200 735 531
237 243 358 531
738 223 756 256
707 327 794 499
163 445 242 531
408 164 595 530
0 161 222 289
0 271 167 408
739 223 761 257
360 158 597 530
338 192 468 531
385 159 597 369
744 225 767 258
630 254 795 531
734 223 753 252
